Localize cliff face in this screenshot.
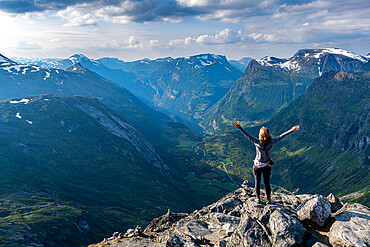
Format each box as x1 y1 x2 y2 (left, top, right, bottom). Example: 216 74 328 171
90 186 370 247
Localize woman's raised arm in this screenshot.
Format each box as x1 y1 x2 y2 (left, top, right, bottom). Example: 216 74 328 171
271 125 300 144
233 122 259 144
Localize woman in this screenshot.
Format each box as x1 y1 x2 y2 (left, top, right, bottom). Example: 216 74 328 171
233 122 300 203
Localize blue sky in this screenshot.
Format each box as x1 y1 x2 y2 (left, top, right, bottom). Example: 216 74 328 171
0 0 369 61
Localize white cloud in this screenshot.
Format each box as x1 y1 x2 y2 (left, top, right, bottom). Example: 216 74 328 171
148 39 160 48
168 28 243 47
196 29 243 44
56 5 97 27
249 33 279 42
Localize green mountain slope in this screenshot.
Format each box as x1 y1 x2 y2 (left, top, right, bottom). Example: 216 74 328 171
199 71 369 206
202 48 368 132
0 56 187 152
0 95 205 246
136 54 243 121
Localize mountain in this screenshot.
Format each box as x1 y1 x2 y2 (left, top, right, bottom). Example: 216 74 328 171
266 70 369 197
201 48 369 132
0 54 171 142
134 54 243 120
198 70 369 205
99 57 175 80
91 187 370 247
229 57 254 72
12 54 137 92
97 57 129 70
13 54 243 127
0 95 201 246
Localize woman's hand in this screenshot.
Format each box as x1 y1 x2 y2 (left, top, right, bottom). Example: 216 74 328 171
233 122 241 129
291 125 300 131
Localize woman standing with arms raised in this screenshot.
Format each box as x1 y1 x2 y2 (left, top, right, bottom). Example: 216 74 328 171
233 122 300 203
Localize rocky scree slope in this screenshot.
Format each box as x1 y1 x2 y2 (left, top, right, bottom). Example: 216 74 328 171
202 48 369 131
90 186 370 247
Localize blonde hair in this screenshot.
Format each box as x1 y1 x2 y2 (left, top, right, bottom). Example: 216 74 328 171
259 127 272 145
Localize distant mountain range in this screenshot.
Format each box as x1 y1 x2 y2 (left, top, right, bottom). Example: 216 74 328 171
13 54 246 125
201 48 369 131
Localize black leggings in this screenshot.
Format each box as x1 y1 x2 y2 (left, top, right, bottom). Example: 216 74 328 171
253 165 271 200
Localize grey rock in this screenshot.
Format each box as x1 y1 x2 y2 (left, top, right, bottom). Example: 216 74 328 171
230 215 271 247
269 210 306 247
145 209 188 233
175 220 213 240
166 233 200 247
210 197 243 214
112 232 120 238
328 203 370 247
327 193 343 212
297 195 331 226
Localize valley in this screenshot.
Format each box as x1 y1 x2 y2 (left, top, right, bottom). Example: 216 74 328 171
1 48 369 246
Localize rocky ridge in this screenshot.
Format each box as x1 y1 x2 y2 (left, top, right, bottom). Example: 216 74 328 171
89 186 370 247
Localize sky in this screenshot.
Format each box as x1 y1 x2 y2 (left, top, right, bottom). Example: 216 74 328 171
0 0 369 61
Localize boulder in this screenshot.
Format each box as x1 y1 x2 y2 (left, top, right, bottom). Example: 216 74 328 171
166 233 200 247
209 197 243 214
297 195 331 226
230 215 271 247
328 203 370 247
269 210 307 247
326 193 343 212
175 220 212 240
145 209 188 233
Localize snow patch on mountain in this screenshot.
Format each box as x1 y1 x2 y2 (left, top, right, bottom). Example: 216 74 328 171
10 99 30 104
44 71 50 80
16 113 22 119
257 48 368 71
321 48 368 62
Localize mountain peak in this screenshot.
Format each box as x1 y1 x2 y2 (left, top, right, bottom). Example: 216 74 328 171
293 48 368 63
178 53 230 69
66 63 86 72
69 54 88 60
255 48 368 72
0 53 17 66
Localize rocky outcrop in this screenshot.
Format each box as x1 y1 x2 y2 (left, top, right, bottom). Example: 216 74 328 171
328 203 370 247
297 195 331 227
90 187 370 247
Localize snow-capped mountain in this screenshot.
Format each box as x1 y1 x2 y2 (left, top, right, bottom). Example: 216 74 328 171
0 54 170 139
201 48 369 131
257 48 368 76
133 53 243 120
